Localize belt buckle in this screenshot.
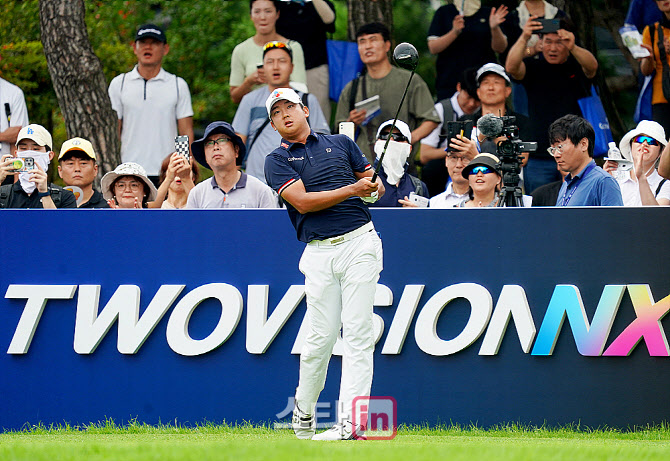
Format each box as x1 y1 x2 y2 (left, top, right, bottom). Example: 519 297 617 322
328 236 345 245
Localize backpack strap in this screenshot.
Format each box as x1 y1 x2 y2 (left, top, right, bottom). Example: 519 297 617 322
409 175 425 197
48 185 61 208
0 183 12 208
437 98 456 148
655 178 667 198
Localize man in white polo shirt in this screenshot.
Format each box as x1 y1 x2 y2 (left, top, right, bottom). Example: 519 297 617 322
108 23 194 185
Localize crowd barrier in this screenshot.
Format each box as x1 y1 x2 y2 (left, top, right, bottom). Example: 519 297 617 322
1 207 669 430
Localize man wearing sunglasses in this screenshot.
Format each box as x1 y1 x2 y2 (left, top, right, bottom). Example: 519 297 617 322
233 41 330 185
264 87 384 440
186 121 278 209
548 115 622 207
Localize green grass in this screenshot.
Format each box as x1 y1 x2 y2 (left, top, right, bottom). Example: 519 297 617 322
1 421 670 460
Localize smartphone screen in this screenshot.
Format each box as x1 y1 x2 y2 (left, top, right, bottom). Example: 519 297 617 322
445 121 473 152
175 135 190 160
537 18 560 34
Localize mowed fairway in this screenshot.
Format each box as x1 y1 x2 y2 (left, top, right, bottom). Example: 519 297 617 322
1 424 670 461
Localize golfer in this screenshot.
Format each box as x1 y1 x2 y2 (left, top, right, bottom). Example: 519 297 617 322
264 88 384 441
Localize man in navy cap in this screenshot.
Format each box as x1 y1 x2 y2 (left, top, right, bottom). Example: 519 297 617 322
108 23 194 185
186 121 278 208
265 87 384 440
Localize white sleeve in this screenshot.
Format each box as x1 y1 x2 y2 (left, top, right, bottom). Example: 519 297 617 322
9 87 29 127
108 75 124 120
420 103 444 148
657 177 670 202
176 77 194 119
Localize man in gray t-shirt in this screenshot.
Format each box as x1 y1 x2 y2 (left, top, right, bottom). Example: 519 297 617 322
233 41 330 184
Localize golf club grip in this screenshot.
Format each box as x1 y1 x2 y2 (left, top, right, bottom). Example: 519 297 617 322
371 71 416 183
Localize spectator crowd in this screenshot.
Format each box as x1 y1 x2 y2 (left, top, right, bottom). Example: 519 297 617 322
2 0 669 210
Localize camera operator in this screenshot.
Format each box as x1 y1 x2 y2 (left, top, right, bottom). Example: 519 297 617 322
461 63 531 185
0 124 76 209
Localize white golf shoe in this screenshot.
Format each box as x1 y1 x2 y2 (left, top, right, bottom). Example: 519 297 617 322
292 403 315 440
312 421 365 441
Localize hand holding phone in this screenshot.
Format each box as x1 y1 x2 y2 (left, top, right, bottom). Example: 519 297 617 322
445 120 473 152
175 135 190 161
537 18 560 34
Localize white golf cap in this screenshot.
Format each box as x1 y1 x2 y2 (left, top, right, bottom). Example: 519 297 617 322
16 124 53 149
476 63 511 85
376 119 412 144
266 87 302 118
618 120 667 161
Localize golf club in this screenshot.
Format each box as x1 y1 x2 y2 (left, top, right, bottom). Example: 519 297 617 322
371 42 419 183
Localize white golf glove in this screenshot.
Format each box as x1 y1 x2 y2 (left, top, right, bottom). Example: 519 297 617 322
361 191 379 204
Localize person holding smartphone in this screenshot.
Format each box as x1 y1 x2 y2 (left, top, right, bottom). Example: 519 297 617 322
505 16 598 194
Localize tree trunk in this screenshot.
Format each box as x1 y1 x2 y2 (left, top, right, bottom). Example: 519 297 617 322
39 0 120 176
347 0 394 42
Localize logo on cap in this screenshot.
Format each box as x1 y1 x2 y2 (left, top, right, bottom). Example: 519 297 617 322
27 128 34 134
72 140 81 146
272 90 282 98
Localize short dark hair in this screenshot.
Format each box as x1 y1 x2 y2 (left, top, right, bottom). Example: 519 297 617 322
59 150 95 164
249 0 278 12
548 114 595 157
460 68 479 102
356 22 391 42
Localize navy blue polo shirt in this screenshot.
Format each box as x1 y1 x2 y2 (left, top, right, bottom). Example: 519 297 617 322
265 131 373 243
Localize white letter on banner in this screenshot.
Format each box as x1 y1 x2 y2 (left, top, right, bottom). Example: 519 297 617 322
414 283 492 356
74 284 184 354
247 285 305 354
166 283 242 356
291 284 392 355
6 285 77 354
479 285 537 355
382 285 424 354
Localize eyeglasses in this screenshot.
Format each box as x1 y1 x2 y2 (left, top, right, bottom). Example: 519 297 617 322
379 132 408 143
470 165 495 175
114 180 142 191
547 144 564 156
263 41 289 52
632 135 659 146
446 155 469 164
204 138 231 148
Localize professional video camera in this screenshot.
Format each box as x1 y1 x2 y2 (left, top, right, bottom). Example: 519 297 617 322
476 114 537 207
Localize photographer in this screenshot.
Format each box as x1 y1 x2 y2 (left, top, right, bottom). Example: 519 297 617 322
0 124 76 209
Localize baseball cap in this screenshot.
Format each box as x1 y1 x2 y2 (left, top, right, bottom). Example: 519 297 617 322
135 24 167 43
376 120 412 144
59 137 96 161
16 124 53 149
266 87 302 118
461 153 502 178
191 121 247 168
476 63 511 85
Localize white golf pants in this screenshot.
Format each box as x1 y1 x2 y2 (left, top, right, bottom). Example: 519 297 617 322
295 222 383 421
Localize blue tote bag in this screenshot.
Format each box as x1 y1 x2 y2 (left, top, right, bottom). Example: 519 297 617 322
578 85 614 157
326 40 364 102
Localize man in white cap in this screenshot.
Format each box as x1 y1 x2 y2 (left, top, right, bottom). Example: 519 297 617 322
0 124 76 208
57 137 109 208
108 23 194 184
264 87 384 441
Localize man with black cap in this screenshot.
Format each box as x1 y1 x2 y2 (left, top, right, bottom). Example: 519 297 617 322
186 121 278 209
108 23 194 185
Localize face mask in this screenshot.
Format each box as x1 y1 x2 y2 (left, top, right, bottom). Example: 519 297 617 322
460 0 481 17
374 139 411 186
17 150 50 195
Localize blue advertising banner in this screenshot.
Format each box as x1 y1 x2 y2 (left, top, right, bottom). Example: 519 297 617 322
1 208 669 430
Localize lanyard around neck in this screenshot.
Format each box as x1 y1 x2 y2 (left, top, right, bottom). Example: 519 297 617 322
561 163 595 206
